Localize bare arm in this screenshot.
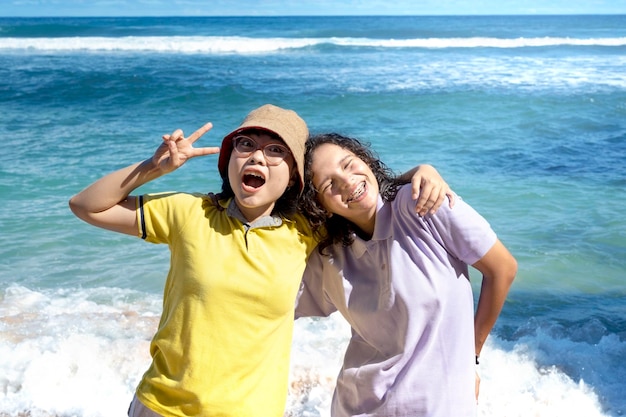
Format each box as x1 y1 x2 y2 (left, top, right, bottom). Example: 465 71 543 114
68 122 219 236
472 239 517 358
399 164 455 216
471 239 517 400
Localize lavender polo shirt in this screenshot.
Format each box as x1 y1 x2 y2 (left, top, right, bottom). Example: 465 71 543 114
296 185 497 417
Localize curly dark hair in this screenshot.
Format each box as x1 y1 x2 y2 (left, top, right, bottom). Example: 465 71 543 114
212 129 300 219
299 133 408 254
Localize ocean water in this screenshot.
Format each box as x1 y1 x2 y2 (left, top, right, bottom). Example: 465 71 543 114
0 15 625 416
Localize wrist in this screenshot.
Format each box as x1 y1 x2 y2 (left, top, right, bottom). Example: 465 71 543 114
141 157 165 178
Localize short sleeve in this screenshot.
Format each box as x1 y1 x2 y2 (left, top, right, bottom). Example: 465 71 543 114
396 185 497 265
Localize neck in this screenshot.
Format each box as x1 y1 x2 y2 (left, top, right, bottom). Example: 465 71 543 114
234 201 275 224
352 211 376 240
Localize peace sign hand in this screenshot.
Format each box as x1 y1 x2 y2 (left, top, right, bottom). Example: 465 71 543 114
152 122 221 174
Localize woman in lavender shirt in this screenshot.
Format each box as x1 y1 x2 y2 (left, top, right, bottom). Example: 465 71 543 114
296 133 517 417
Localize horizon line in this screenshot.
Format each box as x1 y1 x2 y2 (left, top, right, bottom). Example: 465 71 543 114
2 12 626 18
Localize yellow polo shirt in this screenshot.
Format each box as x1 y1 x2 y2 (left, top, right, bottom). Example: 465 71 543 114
134 192 316 417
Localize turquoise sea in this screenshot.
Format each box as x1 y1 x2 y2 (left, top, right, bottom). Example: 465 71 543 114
0 15 625 416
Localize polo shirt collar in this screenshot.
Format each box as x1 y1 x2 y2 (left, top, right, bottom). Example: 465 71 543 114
351 194 391 258
226 199 283 229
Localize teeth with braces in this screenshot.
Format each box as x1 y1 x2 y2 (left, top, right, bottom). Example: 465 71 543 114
346 182 365 203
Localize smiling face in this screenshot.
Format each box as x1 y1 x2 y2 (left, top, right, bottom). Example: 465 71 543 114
227 131 296 222
310 143 379 236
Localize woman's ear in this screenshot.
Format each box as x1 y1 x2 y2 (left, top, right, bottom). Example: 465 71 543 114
289 166 301 189
290 166 299 187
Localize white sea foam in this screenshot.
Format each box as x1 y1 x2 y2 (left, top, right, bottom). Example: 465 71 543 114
1 36 626 53
0 36 319 53
0 285 617 416
0 285 159 416
289 315 614 417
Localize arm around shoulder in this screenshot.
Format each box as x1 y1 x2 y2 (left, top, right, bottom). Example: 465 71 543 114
400 164 455 216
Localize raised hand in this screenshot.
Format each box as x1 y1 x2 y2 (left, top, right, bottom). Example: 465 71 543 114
153 122 221 174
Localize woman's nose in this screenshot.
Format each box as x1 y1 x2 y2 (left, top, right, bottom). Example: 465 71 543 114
248 148 266 164
337 176 354 192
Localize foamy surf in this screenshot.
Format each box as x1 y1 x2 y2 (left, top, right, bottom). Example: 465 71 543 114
0 285 613 416
1 36 626 53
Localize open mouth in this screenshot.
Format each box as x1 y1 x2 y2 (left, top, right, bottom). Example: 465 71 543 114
346 182 365 203
243 172 266 189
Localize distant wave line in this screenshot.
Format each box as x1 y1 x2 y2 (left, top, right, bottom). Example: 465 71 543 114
1 36 626 52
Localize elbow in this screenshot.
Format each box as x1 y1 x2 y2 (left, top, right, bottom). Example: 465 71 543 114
497 241 518 288
68 195 77 209
68 194 89 222
68 195 80 215
505 255 518 288
68 195 78 215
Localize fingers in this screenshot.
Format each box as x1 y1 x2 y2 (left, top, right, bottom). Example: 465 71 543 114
165 137 181 167
156 123 216 169
162 122 212 145
416 196 442 217
162 128 184 142
187 122 213 143
475 370 481 402
413 180 452 217
447 190 456 208
193 146 221 157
